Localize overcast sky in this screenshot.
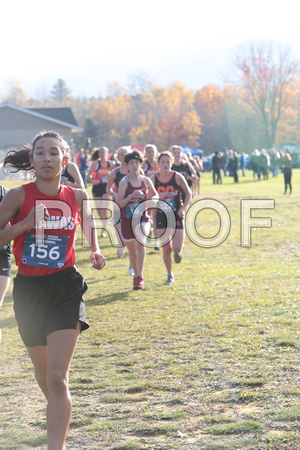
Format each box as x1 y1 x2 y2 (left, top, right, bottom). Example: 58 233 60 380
1 0 300 99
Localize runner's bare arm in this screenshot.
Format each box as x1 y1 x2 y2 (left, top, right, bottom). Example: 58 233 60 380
144 176 159 201
63 162 85 189
87 161 98 184
115 177 135 208
106 169 116 196
175 173 192 218
75 189 106 270
0 187 49 247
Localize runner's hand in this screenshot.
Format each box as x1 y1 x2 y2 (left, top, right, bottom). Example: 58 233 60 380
25 204 49 229
177 206 186 219
90 252 106 270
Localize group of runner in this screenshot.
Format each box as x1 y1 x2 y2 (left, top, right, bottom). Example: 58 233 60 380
0 133 195 448
86 143 195 289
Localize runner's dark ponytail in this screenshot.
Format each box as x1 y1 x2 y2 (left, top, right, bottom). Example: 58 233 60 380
3 145 33 172
2 130 67 173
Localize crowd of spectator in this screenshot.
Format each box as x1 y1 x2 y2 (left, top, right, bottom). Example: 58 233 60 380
204 146 294 190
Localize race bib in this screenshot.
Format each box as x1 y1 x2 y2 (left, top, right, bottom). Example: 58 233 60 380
22 232 69 269
125 204 135 219
165 197 176 212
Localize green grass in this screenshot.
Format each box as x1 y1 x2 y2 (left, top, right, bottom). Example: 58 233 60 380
0 169 299 449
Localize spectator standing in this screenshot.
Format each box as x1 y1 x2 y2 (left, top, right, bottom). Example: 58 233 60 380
260 149 270 180
79 149 90 188
240 153 246 177
282 149 293 194
250 150 260 180
270 149 280 177
222 148 228 176
212 151 222 184
231 151 239 183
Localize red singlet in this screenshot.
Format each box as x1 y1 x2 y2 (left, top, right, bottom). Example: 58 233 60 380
11 183 81 276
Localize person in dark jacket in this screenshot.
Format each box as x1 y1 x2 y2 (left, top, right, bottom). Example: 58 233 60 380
212 151 222 184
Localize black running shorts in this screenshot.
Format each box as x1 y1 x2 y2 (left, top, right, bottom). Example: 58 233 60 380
92 183 107 198
13 266 89 347
0 247 11 278
156 211 184 230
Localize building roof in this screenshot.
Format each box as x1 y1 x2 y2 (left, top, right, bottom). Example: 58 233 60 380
28 107 79 127
0 103 83 132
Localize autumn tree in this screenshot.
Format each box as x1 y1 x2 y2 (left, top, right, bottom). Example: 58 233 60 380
91 88 133 149
194 84 231 153
232 41 299 148
129 82 201 149
3 81 30 107
275 80 300 144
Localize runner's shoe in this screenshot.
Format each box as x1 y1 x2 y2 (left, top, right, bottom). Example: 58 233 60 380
173 251 182 263
128 267 135 276
164 272 175 285
133 275 144 290
117 246 126 258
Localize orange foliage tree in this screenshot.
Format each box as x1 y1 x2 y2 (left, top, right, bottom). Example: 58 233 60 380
194 84 231 153
129 82 201 149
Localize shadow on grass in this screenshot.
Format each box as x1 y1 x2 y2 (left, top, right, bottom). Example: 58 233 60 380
88 290 131 306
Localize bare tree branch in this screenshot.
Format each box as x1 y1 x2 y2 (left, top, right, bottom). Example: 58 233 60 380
231 41 299 148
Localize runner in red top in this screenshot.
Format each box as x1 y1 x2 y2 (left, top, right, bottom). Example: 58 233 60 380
0 186 11 332
116 150 158 290
0 131 106 449
11 182 80 276
87 146 115 237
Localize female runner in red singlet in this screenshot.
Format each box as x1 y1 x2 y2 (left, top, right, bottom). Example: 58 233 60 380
0 131 106 449
87 146 115 237
0 186 11 344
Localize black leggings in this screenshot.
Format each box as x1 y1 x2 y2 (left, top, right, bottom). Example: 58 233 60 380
284 169 292 193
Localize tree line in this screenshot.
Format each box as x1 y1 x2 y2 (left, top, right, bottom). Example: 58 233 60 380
2 41 300 155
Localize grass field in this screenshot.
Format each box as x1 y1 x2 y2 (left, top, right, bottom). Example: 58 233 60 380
0 170 299 449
